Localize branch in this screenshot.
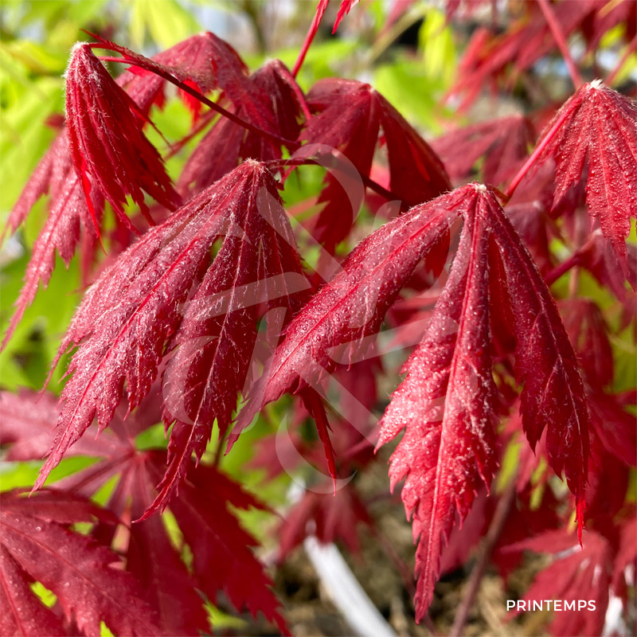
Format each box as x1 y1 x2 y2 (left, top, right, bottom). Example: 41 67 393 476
537 0 583 89
607 35 637 87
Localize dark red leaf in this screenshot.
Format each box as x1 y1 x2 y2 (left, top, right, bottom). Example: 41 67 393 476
377 186 498 618
36 162 308 511
431 115 535 186
179 60 305 197
560 299 614 387
277 487 373 559
504 530 612 637
65 43 180 227
119 31 248 121
301 78 450 251
0 490 159 637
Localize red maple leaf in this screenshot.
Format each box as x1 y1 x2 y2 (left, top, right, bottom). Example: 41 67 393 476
300 78 450 251
0 489 160 637
65 44 181 228
531 81 637 270
431 115 535 186
36 162 309 512
1 390 287 635
504 530 613 637
245 184 589 618
377 187 498 618
116 31 248 120
179 60 306 197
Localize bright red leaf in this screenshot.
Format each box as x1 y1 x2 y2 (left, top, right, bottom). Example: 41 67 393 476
377 186 498 618
65 43 180 228
533 81 637 270
36 162 309 511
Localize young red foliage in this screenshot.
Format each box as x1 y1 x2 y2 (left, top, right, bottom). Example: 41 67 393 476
531 81 637 271
277 487 373 558
35 162 308 513
179 60 305 197
0 490 160 637
65 43 180 228
300 78 450 251
116 31 247 119
431 115 535 186
377 186 498 618
0 133 104 350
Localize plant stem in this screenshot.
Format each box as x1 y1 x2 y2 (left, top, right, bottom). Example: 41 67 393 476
292 0 328 78
537 0 583 89
606 35 637 86
505 96 580 198
448 477 518 637
269 156 399 202
92 46 299 150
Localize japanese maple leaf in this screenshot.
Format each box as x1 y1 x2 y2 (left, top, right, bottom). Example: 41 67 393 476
0 134 105 350
1 393 287 635
0 490 160 637
237 184 467 424
504 530 612 637
377 186 498 618
248 184 589 619
0 389 122 461
311 0 359 35
300 78 450 251
119 30 249 121
560 299 614 388
36 162 309 511
179 60 306 197
76 454 288 635
452 1 599 109
532 81 637 270
65 43 181 228
431 115 535 186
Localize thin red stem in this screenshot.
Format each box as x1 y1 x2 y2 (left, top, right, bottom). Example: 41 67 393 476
537 0 583 89
505 96 580 198
93 47 299 150
268 156 398 202
292 0 328 78
544 252 582 286
606 35 637 86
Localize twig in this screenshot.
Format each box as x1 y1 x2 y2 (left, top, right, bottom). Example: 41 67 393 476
268 156 399 202
448 477 518 637
537 0 583 89
89 38 299 150
607 35 637 87
292 0 328 78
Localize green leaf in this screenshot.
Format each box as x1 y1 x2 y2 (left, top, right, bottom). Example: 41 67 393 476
130 0 200 49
